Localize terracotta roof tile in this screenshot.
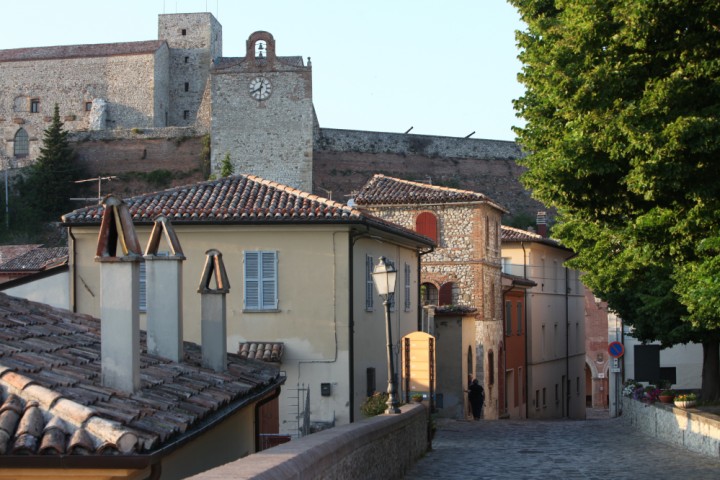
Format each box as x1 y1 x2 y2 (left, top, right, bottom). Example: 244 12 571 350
0 247 68 272
354 174 507 212
238 342 284 362
501 225 566 249
62 174 433 247
0 40 166 63
0 293 283 457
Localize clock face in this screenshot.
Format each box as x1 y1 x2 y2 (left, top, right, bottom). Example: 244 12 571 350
249 77 272 100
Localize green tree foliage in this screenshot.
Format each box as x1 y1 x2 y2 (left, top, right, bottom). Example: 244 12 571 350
219 152 234 178
511 0 720 399
21 104 85 222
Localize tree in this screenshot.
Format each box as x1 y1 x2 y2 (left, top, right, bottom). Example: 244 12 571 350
22 104 84 222
220 152 234 177
510 0 720 399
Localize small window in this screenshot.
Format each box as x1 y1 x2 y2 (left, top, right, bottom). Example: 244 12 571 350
244 251 278 310
488 350 494 385
181 29 187 35
365 255 374 311
85 101 92 111
366 368 376 397
184 56 189 63
13 128 29 157
30 99 39 113
439 282 455 306
184 82 189 92
421 282 438 306
555 384 559 404
542 387 547 407
183 110 189 120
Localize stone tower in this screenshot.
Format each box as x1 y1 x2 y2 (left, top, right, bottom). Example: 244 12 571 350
158 13 222 127
210 31 314 191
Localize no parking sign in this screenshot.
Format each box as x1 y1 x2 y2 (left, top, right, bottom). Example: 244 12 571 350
608 341 625 358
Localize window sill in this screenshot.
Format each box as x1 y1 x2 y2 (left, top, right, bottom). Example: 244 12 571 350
243 309 281 313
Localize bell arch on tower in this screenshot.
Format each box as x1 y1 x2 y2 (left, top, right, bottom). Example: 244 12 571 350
246 31 276 67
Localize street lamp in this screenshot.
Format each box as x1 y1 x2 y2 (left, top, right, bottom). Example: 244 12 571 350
372 256 400 414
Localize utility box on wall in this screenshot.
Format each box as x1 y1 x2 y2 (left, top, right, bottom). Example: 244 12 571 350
321 382 331 397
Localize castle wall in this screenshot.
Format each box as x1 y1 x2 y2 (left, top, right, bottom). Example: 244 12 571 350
314 129 541 218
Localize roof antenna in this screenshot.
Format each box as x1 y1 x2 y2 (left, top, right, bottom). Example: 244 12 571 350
405 126 413 134
465 131 475 138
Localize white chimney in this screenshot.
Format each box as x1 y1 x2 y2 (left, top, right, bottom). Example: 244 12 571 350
144 216 186 362
95 196 143 393
198 249 230 372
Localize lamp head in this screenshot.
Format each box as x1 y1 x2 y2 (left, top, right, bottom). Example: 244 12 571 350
372 256 397 297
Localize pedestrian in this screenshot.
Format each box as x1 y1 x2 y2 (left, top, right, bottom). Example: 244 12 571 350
468 379 484 420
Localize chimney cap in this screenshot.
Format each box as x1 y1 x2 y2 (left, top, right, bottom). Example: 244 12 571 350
198 249 231 293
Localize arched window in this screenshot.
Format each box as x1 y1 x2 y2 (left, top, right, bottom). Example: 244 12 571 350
439 282 456 306
415 212 438 243
421 282 438 306
14 128 29 157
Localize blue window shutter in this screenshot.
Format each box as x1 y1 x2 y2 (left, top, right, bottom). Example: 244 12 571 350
245 251 260 309
261 251 277 309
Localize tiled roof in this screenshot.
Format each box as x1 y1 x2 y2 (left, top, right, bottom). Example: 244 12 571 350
354 174 507 212
238 343 284 363
0 40 166 63
0 293 283 457
61 174 433 247
501 225 565 248
0 245 42 265
0 247 68 272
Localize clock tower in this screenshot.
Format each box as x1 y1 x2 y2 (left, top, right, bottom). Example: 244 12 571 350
210 31 314 191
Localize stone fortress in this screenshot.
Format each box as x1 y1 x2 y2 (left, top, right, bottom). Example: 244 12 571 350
0 12 543 220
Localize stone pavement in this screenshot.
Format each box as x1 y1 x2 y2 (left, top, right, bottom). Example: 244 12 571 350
405 409 720 479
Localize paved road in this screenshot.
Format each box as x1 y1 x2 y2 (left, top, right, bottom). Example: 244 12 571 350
405 410 720 479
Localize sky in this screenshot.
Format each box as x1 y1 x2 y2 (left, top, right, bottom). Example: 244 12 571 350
0 0 526 141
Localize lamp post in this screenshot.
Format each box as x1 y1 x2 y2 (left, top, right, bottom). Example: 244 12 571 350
372 256 400 414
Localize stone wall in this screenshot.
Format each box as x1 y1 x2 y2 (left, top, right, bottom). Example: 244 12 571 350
622 397 720 459
314 128 543 219
190 404 429 480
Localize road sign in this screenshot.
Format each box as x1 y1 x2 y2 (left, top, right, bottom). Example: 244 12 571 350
608 341 625 358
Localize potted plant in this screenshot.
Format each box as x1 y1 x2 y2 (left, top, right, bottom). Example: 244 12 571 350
412 393 424 403
658 389 676 403
674 393 697 408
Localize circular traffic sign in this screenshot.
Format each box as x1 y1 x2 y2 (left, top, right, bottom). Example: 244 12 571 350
608 341 625 358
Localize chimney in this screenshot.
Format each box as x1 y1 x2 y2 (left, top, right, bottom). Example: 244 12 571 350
197 249 230 372
144 216 186 362
536 211 548 238
95 196 143 393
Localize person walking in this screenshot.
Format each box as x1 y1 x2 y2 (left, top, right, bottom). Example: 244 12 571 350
468 379 485 420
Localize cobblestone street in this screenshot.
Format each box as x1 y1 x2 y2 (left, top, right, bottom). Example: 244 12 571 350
405 410 720 479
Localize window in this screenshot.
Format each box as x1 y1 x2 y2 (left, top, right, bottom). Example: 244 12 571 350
181 28 187 35
555 384 559 404
184 56 189 63
415 212 438 243
404 263 411 311
30 99 39 113
439 282 455 306
365 255 374 311
85 101 92 111
366 367 376 397
488 350 494 385
535 389 539 409
516 302 522 335
485 216 490 248
421 282 438 306
183 110 189 120
184 82 189 92
542 387 547 407
244 251 278 310
505 301 512 336
13 129 29 157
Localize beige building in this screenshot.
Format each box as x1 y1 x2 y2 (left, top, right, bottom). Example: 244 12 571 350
501 225 586 419
62 174 433 436
354 174 507 419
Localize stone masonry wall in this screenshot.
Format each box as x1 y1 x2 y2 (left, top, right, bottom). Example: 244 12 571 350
315 128 543 219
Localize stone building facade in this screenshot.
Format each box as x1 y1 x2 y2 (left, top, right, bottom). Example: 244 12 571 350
354 174 507 420
0 11 545 220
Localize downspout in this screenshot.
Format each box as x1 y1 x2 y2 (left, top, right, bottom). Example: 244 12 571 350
522 242 529 419
565 265 570 418
69 227 77 312
348 229 366 423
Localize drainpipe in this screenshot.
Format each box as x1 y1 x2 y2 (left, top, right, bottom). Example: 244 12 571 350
522 242 529 419
565 265 570 418
69 228 77 312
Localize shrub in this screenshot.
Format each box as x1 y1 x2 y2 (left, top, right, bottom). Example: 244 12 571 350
360 392 389 417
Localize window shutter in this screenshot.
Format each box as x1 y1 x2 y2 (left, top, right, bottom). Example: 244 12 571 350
439 282 454 306
404 263 411 310
139 261 147 312
245 251 260 309
261 251 277 309
415 212 438 243
366 255 374 310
